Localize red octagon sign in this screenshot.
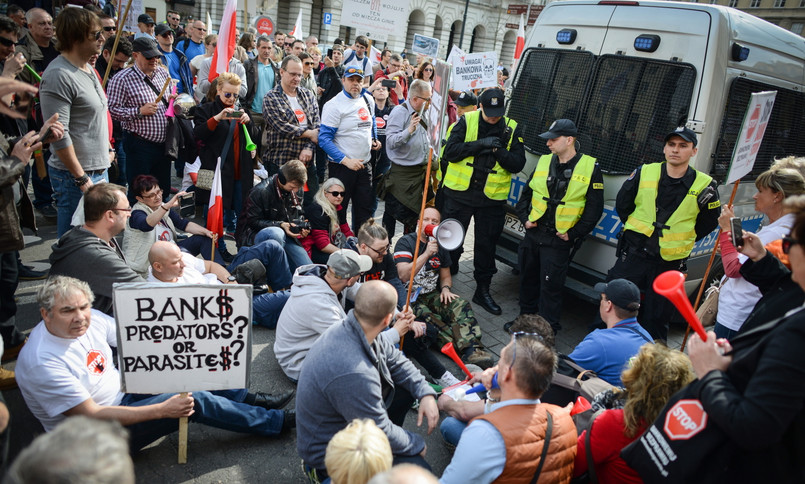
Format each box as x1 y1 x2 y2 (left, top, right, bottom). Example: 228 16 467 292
664 399 708 440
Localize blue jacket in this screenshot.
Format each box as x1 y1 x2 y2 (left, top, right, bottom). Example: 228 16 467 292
159 47 194 97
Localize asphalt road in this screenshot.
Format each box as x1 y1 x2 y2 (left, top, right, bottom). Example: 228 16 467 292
6 200 685 483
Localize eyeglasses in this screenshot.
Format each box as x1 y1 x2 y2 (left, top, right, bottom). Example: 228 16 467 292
367 243 391 255
0 37 17 48
782 236 799 254
304 61 315 66
222 92 239 98
111 206 132 213
416 96 431 102
327 191 345 197
140 187 163 200
102 26 116 32
91 30 103 41
508 331 545 370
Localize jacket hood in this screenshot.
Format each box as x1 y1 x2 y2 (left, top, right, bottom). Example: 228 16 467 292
290 264 334 298
49 227 106 265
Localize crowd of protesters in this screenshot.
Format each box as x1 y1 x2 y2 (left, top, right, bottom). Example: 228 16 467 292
1 5 804 484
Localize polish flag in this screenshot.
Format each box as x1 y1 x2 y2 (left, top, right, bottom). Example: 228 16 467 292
370 45 382 65
208 0 237 82
513 14 526 67
288 9 304 41
206 158 224 241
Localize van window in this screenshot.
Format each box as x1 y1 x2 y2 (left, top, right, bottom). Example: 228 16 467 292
711 78 805 181
507 48 595 156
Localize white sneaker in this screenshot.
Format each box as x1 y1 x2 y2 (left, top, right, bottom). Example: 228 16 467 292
436 371 462 388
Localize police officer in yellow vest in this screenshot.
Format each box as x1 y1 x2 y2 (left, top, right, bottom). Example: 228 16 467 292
513 119 603 334
608 126 720 341
441 88 526 315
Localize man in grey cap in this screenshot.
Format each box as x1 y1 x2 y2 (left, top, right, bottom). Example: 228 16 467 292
568 279 653 386
441 87 526 315
274 249 417 382
606 126 720 341
513 119 603 334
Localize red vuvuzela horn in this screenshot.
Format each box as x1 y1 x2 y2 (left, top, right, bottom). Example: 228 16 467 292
652 270 707 341
441 342 474 380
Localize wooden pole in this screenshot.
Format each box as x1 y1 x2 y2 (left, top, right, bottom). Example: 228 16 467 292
155 77 172 104
102 0 134 88
401 147 435 350
681 180 741 351
178 392 188 463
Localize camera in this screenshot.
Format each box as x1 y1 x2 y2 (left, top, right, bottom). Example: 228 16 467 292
289 218 311 234
179 192 195 218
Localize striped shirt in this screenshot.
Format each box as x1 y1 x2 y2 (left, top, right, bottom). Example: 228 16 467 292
107 64 170 143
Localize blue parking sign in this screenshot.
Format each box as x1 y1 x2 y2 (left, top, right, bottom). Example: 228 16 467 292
323 12 332 25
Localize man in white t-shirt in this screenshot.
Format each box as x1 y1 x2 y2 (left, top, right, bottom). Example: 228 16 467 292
341 35 371 86
319 66 382 233
262 54 320 202
16 276 295 451
148 241 292 329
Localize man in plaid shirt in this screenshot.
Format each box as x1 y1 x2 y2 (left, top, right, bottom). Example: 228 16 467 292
107 37 173 201
262 55 320 204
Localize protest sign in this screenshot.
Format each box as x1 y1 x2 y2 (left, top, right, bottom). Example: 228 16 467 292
726 90 777 184
412 33 439 58
428 60 451 151
451 51 498 91
113 283 252 394
340 0 408 39
121 0 143 34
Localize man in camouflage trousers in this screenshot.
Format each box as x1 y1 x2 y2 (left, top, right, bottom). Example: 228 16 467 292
393 207 493 368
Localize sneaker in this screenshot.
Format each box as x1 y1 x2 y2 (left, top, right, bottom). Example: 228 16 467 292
436 371 462 389
2 338 27 362
18 265 48 281
36 204 58 220
218 248 235 264
464 347 494 369
0 368 17 391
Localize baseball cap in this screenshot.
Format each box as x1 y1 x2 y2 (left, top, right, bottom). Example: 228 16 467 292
594 279 641 310
664 126 698 147
327 250 372 278
455 91 477 107
343 66 365 79
479 88 505 117
137 13 155 25
154 24 174 37
131 37 162 59
539 119 578 139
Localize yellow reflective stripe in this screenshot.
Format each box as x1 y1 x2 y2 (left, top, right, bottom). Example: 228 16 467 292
639 180 659 189
660 244 694 258
625 215 653 236
533 170 549 177
661 230 696 242
570 174 590 184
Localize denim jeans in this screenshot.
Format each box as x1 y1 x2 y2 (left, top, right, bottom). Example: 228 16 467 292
124 133 171 203
254 227 312 274
227 239 292 289
114 132 128 187
50 167 109 237
121 388 284 451
440 416 469 447
253 290 291 328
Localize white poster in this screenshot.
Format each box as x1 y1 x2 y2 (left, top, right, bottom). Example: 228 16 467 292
451 51 498 91
412 33 439 58
114 283 252 394
726 91 777 184
340 0 408 39
428 60 451 151
121 0 143 34
446 44 465 68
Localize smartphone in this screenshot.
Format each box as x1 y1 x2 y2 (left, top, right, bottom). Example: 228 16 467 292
730 217 743 247
179 191 195 218
40 125 54 144
326 48 333 59
381 79 396 88
224 110 244 119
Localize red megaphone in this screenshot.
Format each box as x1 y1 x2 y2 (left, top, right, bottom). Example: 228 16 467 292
440 342 475 380
652 270 707 341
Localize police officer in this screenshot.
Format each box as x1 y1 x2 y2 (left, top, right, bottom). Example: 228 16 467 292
441 88 526 315
608 126 720 341
513 119 603 334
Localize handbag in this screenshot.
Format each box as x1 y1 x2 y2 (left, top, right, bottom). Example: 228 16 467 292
696 278 723 328
195 122 237 191
541 355 615 406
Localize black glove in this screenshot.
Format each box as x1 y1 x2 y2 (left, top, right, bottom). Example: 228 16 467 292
476 136 502 150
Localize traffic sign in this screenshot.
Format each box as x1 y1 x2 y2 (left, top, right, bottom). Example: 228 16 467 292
664 400 708 440
323 12 332 25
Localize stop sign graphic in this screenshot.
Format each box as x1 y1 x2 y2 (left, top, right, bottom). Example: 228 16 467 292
664 399 708 440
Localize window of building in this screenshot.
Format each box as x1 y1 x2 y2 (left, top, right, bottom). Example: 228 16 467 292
729 0 739 6
792 22 804 34
773 0 785 7
749 0 761 8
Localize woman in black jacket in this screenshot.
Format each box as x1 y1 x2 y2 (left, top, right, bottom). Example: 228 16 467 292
193 72 256 233
688 194 805 483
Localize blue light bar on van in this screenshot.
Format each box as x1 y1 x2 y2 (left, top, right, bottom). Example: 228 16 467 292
634 34 660 52
557 29 577 44
731 42 750 61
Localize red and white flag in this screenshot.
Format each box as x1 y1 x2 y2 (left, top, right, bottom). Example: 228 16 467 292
208 0 237 82
370 45 382 65
288 9 304 41
513 14 526 68
206 157 224 242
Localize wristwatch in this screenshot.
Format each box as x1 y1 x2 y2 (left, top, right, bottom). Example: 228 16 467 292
227 275 237 283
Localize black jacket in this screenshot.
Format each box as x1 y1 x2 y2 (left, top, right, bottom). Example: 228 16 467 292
235 174 304 248
738 252 805 333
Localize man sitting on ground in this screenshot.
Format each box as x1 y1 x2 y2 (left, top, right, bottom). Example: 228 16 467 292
15 276 295 452
568 279 653 386
439 331 577 483
297 281 440 481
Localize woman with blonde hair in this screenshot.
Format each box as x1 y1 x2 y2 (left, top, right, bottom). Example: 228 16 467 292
573 343 695 484
324 419 392 484
302 177 355 263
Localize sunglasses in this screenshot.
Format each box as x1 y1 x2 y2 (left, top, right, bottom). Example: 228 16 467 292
91 30 103 41
344 67 364 76
304 61 315 66
508 331 545 369
327 190 345 197
0 37 17 48
424 67 433 72
782 236 799 254
223 92 238 98
103 26 116 32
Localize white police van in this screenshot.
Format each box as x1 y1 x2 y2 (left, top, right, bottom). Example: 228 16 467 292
500 0 805 299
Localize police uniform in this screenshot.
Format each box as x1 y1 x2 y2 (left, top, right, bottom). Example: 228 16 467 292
608 127 720 341
441 89 526 315
515 120 604 332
